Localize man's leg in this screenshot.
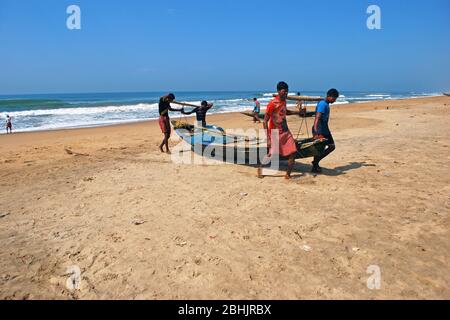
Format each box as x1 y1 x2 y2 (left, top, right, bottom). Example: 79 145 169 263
164 132 171 153
163 118 171 153
257 141 272 178
312 143 335 172
159 131 166 152
285 154 296 179
312 133 335 172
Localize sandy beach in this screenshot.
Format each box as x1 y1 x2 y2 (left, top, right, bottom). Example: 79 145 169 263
0 96 449 300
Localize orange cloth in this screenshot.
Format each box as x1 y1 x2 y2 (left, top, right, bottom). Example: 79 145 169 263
266 96 297 157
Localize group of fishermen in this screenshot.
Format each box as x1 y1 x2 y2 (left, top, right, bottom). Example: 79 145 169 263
158 95 213 154
158 81 339 179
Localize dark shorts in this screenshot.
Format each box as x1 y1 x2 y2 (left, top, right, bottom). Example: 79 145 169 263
312 127 335 146
323 133 334 145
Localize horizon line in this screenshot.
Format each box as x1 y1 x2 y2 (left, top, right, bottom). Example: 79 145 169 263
0 89 446 96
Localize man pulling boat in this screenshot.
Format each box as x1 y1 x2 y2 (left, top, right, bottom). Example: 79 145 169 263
158 93 183 154
258 81 303 180
311 88 340 173
181 100 213 128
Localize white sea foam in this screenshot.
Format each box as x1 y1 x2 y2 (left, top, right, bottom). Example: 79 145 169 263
365 94 391 97
0 103 159 117
6 118 150 133
262 92 297 97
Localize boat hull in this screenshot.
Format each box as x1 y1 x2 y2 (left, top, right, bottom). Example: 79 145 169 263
172 121 328 164
241 111 315 119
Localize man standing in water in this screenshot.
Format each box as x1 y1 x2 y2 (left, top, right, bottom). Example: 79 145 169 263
311 88 340 173
258 81 299 180
5 115 12 134
158 93 183 154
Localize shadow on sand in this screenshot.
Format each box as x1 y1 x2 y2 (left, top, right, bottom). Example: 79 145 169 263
267 161 376 178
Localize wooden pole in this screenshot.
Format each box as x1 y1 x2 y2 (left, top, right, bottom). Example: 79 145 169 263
171 101 202 108
272 94 323 102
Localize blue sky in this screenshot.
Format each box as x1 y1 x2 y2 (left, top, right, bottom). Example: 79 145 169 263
0 0 449 94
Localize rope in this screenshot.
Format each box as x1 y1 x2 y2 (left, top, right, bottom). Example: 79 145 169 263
304 103 310 138
296 101 310 139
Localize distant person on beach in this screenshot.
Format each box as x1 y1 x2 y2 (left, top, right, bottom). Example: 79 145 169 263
258 81 299 180
158 93 183 154
311 88 340 173
181 100 213 128
252 98 261 123
5 115 12 134
296 92 307 117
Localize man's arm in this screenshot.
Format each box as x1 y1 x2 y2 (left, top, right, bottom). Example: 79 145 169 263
263 112 270 130
169 106 183 112
181 107 198 115
264 100 275 129
313 112 322 138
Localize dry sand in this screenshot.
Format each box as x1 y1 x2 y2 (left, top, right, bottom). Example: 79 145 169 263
0 96 449 299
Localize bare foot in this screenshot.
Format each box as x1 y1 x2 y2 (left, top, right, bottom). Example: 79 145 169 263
166 150 172 155
257 167 264 179
159 146 164 153
284 174 291 180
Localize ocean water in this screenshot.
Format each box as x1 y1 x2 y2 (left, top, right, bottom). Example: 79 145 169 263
0 91 440 134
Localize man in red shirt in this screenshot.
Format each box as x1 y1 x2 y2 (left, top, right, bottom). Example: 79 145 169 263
258 81 299 179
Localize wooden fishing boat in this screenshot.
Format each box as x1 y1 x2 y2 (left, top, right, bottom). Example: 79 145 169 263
241 111 265 119
241 110 315 119
171 120 328 164
273 94 323 102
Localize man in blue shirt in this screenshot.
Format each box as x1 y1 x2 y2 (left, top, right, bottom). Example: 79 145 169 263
311 88 340 173
252 98 261 123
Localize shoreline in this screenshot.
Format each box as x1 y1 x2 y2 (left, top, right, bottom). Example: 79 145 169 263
0 95 446 138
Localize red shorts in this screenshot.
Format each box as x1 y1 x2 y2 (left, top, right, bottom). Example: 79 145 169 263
158 115 170 134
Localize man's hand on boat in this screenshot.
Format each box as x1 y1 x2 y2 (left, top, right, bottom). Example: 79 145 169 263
313 134 327 142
